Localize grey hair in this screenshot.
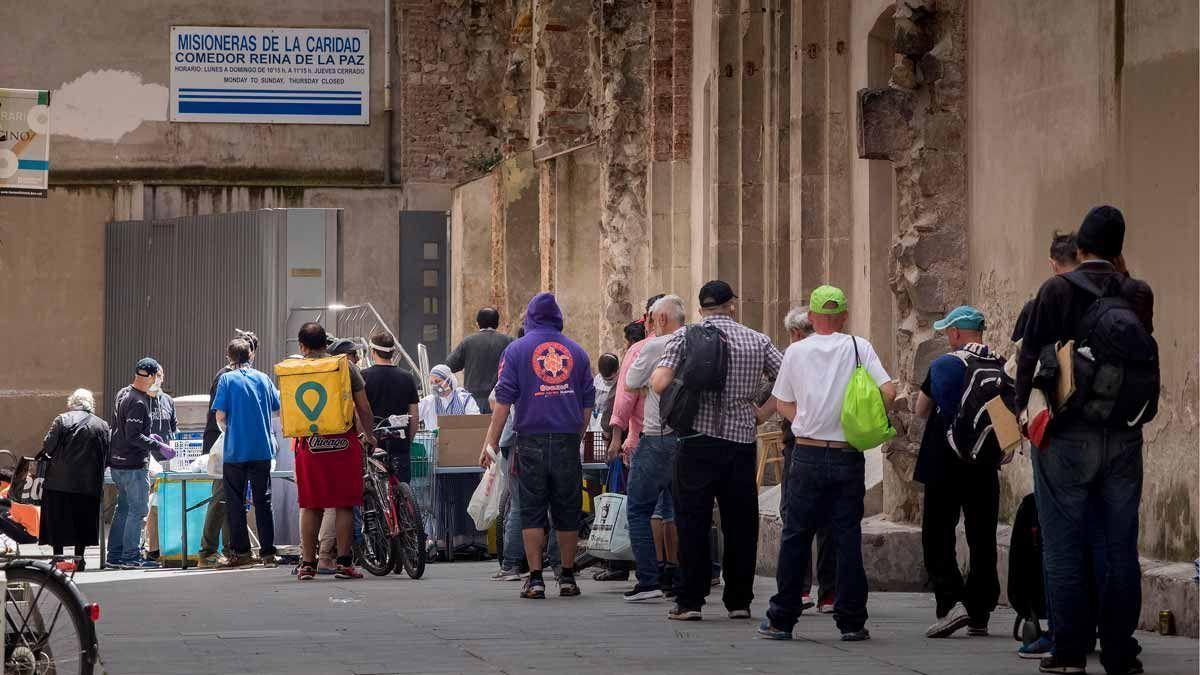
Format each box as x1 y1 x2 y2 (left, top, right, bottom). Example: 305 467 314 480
784 306 813 335
650 294 687 325
67 388 95 413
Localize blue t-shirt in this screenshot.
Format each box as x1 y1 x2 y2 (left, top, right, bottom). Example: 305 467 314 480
211 366 280 463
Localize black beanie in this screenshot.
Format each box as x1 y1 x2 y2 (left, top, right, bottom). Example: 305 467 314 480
1077 205 1125 258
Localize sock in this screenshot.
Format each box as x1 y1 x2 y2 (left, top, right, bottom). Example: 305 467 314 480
560 566 574 579
530 569 544 581
302 560 317 568
336 554 352 567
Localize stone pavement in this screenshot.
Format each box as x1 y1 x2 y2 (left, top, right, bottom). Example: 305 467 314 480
74 561 1198 675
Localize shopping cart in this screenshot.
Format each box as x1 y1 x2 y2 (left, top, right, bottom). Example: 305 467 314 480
411 431 437 538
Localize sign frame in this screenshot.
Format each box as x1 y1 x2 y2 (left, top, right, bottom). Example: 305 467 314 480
0 88 50 199
169 26 370 125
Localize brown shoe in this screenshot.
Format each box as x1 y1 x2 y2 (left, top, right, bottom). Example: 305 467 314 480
260 555 279 568
197 554 224 568
220 554 256 569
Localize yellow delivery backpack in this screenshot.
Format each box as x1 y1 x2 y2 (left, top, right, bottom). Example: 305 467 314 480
275 355 355 438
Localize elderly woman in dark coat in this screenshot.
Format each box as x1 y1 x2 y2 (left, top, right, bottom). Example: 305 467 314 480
38 389 110 569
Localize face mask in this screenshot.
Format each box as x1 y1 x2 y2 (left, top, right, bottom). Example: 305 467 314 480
435 383 452 396
148 381 162 395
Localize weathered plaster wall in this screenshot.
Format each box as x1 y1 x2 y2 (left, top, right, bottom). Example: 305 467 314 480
549 147 604 359
0 187 115 455
451 175 497 346
490 153 542 327
968 0 1199 561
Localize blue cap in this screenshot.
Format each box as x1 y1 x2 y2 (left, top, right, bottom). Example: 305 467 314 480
933 306 986 331
134 357 161 376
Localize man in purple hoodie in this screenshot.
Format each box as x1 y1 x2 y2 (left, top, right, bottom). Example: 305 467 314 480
480 293 595 600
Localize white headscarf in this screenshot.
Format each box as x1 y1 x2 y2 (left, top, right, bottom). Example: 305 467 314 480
430 364 460 401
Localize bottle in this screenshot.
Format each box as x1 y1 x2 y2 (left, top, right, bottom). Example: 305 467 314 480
1158 610 1175 636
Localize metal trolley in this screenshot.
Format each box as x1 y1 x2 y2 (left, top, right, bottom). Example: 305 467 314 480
410 431 438 539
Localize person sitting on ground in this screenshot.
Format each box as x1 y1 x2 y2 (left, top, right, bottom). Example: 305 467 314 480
418 364 481 431
38 389 109 571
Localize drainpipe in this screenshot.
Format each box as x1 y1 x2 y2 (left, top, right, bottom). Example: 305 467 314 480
384 0 394 184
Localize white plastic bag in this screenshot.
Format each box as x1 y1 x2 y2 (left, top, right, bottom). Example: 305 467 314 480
467 448 505 531
207 433 225 479
586 493 634 560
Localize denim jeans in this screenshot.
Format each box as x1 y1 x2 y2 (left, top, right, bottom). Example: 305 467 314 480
768 444 868 634
500 447 559 570
108 468 150 564
1033 421 1142 669
628 433 678 587
224 460 275 556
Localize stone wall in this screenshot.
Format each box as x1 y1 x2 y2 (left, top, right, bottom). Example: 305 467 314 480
532 0 595 152
857 0 968 522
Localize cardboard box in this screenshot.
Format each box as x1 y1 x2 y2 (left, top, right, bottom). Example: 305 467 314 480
985 396 1022 453
436 414 492 467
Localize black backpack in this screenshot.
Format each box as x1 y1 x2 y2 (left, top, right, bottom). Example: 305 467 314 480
660 323 730 433
1062 271 1159 428
944 347 1015 464
1008 493 1046 642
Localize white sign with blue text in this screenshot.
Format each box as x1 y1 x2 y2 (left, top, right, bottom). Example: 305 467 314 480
170 26 369 125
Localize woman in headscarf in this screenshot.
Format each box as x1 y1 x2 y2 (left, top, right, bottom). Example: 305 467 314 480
418 364 480 430
39 389 110 569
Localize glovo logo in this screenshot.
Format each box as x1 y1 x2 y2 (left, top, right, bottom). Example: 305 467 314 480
295 381 328 434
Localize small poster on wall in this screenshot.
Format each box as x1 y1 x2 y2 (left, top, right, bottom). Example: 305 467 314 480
0 88 50 198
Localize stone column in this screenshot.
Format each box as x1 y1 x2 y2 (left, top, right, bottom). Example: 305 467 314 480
857 0 969 521
596 0 652 352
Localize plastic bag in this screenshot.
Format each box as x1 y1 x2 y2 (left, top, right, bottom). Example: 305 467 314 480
207 433 225 479
586 493 634 560
467 448 504 531
840 337 897 451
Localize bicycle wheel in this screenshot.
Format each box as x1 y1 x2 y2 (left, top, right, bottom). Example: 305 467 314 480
4 561 97 675
394 483 426 579
357 485 394 576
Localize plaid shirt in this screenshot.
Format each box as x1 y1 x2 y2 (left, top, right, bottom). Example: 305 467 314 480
658 315 783 444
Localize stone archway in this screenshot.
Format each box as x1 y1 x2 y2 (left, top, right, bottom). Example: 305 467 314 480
857 0 969 521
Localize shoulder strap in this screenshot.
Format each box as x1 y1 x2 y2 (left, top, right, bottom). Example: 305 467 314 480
850 336 861 368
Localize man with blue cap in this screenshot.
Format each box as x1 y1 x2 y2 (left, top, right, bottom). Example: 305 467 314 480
915 305 1002 640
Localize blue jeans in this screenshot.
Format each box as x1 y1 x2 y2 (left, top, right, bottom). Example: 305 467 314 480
768 444 867 634
108 468 150 564
500 448 559 570
1033 421 1142 669
628 433 678 587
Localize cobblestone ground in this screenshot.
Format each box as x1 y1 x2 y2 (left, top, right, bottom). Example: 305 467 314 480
74 560 1197 675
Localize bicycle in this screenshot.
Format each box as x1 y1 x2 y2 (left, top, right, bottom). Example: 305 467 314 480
0 498 101 675
355 416 427 579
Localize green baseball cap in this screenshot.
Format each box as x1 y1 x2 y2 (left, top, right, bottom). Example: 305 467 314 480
809 285 847 315
933 305 986 331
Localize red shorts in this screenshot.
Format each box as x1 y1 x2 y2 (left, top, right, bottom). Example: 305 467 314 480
294 433 364 509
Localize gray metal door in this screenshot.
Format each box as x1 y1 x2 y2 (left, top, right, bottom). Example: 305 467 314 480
399 211 449 368
104 210 286 410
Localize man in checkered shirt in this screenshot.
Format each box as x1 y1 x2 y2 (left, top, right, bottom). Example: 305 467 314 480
651 280 783 621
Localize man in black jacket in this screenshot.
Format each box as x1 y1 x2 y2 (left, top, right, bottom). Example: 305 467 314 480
107 357 175 569
1016 206 1154 675
445 307 514 413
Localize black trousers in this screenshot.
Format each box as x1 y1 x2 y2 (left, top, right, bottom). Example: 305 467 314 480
672 434 758 612
200 478 231 556
921 461 1000 622
224 460 275 557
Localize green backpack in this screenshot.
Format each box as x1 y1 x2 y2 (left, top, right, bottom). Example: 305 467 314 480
840 336 896 451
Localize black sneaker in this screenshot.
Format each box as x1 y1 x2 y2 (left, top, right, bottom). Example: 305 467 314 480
558 576 581 597
1039 655 1087 674
521 577 546 599
623 584 663 602
1106 658 1143 675
667 604 702 621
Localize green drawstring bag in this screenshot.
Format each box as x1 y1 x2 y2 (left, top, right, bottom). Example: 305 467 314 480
840 336 896 451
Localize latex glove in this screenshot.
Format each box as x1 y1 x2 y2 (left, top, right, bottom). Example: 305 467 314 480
151 436 176 460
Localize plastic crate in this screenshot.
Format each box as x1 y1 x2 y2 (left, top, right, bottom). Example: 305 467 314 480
168 431 205 472
581 431 607 464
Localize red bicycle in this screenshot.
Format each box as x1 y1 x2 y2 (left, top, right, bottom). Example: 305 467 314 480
356 417 427 578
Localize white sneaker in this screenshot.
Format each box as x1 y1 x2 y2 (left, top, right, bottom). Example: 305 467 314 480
491 567 523 581
926 604 971 639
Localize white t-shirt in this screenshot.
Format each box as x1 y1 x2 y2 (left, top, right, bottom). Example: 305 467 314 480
771 333 893 442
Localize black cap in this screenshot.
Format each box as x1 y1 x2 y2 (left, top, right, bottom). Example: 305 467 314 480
134 357 161 377
699 280 737 308
328 338 361 357
1077 205 1125 258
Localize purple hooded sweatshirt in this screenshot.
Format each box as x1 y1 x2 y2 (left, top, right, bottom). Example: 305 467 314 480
494 293 596 434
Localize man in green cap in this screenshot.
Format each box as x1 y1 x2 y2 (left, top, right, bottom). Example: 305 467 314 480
759 285 895 643
915 305 1002 640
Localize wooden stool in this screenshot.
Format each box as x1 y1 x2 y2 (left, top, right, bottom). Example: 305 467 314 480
756 430 786 487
